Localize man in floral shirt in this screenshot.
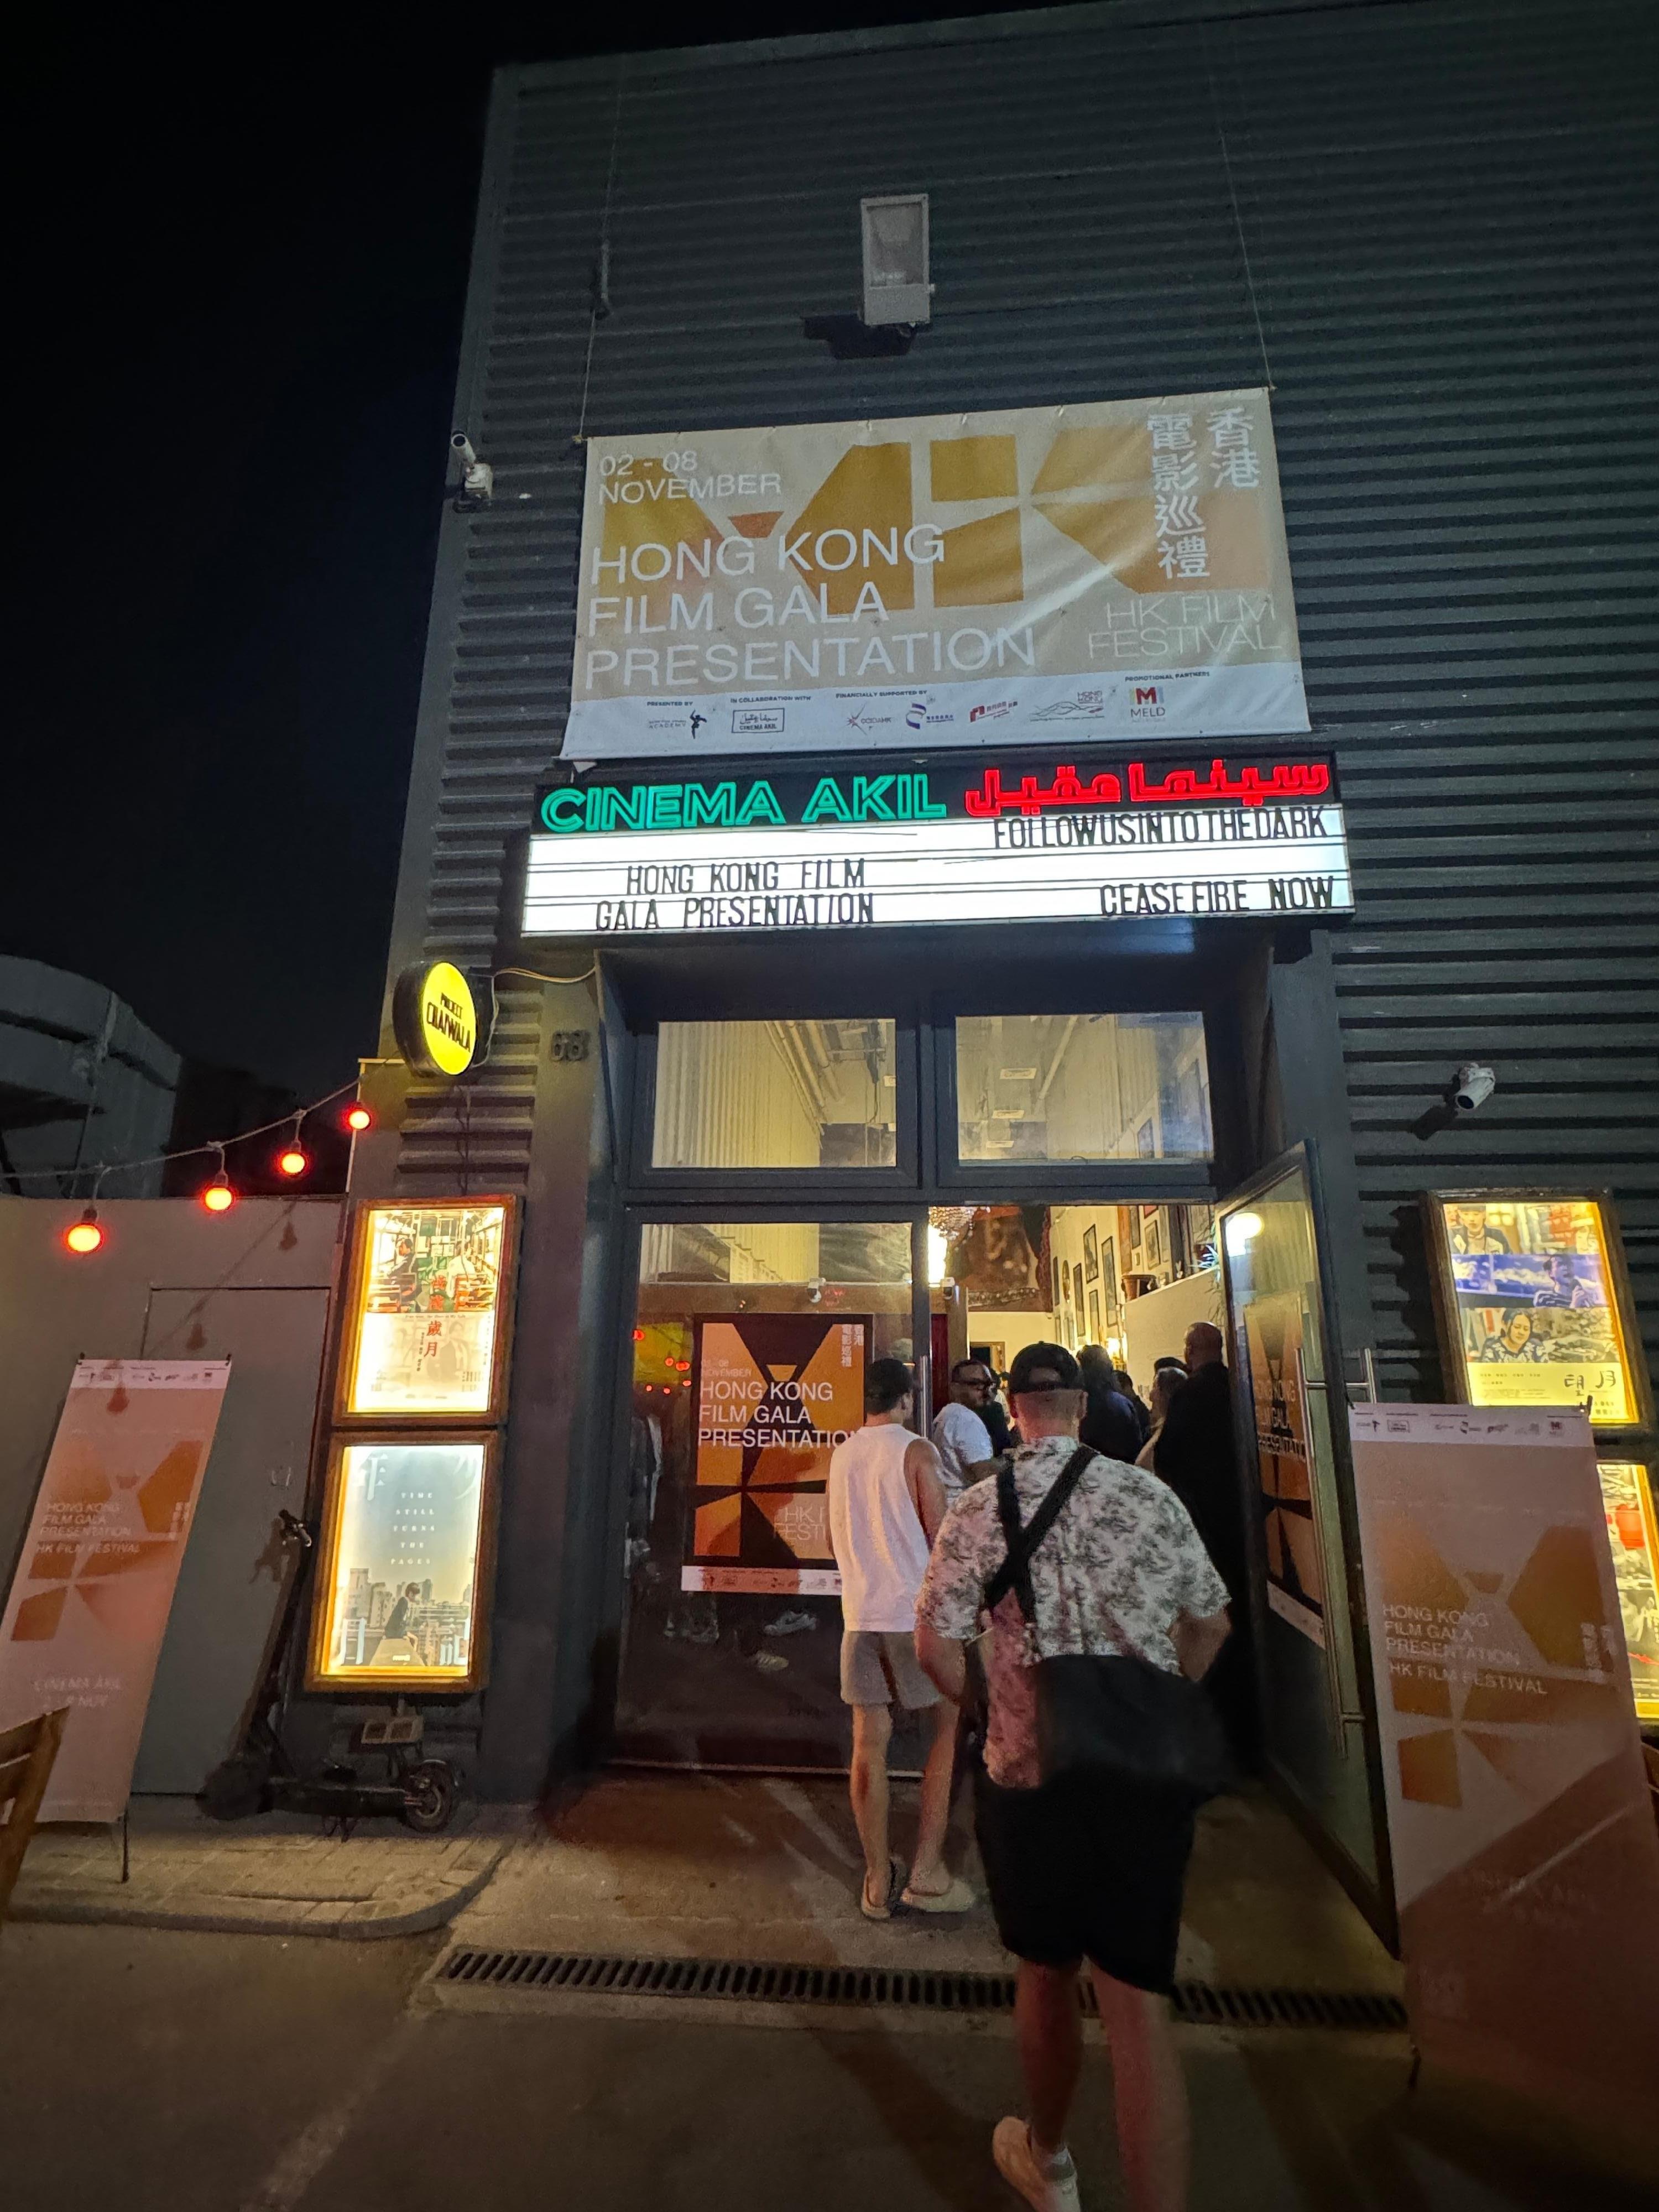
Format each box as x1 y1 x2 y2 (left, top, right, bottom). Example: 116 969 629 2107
916 1342 1230 2212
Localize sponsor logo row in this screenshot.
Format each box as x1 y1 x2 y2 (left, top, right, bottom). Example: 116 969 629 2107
643 682 1177 739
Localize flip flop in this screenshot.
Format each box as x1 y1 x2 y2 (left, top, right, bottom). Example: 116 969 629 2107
901 1874 975 1913
861 1854 906 1919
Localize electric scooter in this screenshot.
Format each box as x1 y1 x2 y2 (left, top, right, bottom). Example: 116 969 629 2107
200 1509 460 1834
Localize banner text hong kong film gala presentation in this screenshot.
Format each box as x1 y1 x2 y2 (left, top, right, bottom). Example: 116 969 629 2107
567 390 1308 758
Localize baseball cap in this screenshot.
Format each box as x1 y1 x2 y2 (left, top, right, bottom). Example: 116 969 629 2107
1007 1342 1082 1396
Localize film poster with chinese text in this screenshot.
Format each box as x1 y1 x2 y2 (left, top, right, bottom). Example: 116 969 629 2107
1437 1197 1637 1426
346 1203 507 1417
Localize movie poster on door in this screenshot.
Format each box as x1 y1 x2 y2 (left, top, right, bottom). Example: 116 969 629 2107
1349 1406 1659 2148
568 392 1307 758
338 1200 513 1420
0 1359 230 1821
1242 1293 1326 1647
681 1317 867 1595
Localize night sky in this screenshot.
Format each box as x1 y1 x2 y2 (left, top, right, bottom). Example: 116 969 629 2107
11 4 1031 1102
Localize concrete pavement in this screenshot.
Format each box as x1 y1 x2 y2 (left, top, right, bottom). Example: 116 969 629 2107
2 1917 1650 2212
8 1796 519 1938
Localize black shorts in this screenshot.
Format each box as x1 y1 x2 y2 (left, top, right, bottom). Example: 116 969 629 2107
973 1763 1194 1994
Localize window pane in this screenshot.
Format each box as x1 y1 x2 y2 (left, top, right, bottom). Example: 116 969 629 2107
955 1013 1211 1162
652 1020 897 1168
619 1220 915 1768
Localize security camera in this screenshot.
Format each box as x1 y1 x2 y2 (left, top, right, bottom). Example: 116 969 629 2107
1449 1062 1496 1114
450 430 493 506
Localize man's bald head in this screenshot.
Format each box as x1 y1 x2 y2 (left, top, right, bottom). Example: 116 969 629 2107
1185 1322 1225 1370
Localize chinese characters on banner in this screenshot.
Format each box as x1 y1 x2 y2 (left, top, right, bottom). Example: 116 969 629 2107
1242 1295 1326 1647
568 392 1307 756
1349 1406 1659 2148
681 1317 867 1595
343 1203 507 1417
0 1360 230 1820
1430 1196 1639 1426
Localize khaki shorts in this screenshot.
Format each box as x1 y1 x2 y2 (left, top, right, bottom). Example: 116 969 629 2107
841 1629 941 1710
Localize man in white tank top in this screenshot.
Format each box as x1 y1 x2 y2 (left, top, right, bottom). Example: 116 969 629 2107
827 1355 974 1919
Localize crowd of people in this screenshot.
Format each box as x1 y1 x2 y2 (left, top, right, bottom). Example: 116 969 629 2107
825 1325 1248 2212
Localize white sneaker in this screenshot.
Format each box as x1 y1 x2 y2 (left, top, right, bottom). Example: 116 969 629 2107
992 2117 1082 2212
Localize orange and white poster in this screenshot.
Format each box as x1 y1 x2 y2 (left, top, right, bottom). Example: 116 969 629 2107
1350 1405 1659 2145
570 393 1306 756
1243 1292 1326 1646
682 1316 866 1595
0 1359 230 1820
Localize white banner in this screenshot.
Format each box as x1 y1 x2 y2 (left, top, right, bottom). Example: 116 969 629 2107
0 1359 231 1821
567 392 1307 758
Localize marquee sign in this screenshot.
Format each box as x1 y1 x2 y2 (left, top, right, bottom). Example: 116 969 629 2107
567 392 1307 757
521 748 1352 938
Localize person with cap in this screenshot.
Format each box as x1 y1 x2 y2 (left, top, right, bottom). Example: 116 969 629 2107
915 1342 1230 2212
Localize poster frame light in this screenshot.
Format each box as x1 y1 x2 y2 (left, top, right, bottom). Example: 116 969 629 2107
305 1429 501 1695
332 1196 519 1427
1421 1188 1652 1435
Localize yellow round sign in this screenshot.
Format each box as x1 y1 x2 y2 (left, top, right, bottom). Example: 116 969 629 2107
394 960 478 1077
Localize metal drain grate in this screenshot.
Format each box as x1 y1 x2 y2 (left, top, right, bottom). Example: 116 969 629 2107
433 1948 1406 2032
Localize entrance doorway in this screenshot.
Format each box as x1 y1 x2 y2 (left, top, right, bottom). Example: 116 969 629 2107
591 969 1387 1929
612 1197 1225 1772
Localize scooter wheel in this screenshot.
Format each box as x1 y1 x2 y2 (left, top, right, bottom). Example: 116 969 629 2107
400 1759 458 1833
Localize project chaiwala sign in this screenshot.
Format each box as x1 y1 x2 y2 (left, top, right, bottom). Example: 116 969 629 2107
521 747 1352 937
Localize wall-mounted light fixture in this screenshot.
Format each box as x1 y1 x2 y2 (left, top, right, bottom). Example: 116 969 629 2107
860 194 931 327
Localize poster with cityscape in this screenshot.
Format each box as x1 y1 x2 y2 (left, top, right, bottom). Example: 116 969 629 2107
337 1199 515 1421
1424 1194 1646 1430
308 1438 495 1690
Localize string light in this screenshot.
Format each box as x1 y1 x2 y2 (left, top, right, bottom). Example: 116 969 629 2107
200 1147 236 1213
64 1206 105 1255
345 1102 373 1133
275 1114 310 1180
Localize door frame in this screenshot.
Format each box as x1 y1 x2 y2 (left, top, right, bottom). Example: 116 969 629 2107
1218 1141 1397 1948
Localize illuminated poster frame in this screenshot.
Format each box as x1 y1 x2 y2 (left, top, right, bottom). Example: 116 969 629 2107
306 1431 500 1694
1422 1190 1651 1433
1597 1460 1659 1723
333 1198 519 1425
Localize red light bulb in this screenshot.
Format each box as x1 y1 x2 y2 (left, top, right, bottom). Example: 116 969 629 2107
345 1103 373 1133
276 1145 309 1179
64 1208 104 1255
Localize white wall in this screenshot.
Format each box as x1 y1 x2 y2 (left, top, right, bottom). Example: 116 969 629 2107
1123 1266 1225 1389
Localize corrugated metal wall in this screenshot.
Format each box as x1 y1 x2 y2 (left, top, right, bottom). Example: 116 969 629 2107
398 0 1658 1394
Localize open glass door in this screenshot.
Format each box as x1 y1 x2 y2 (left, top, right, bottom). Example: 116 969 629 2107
1218 1149 1383 1905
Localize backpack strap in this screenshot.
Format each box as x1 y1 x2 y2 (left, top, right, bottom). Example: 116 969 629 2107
984 1445 1098 1623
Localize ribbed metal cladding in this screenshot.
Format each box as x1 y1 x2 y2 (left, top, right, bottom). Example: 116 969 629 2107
411 0 1658 1387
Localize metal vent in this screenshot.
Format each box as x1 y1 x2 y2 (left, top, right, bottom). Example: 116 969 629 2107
432 1947 1407 2031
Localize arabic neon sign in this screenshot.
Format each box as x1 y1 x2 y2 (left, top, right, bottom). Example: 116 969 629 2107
538 754 1337 836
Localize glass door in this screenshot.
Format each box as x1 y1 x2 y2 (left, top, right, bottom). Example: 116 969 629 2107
1218 1149 1383 1901
614 1214 923 1770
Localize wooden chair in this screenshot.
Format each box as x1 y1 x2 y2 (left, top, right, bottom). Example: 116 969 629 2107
0 1707 68 1923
